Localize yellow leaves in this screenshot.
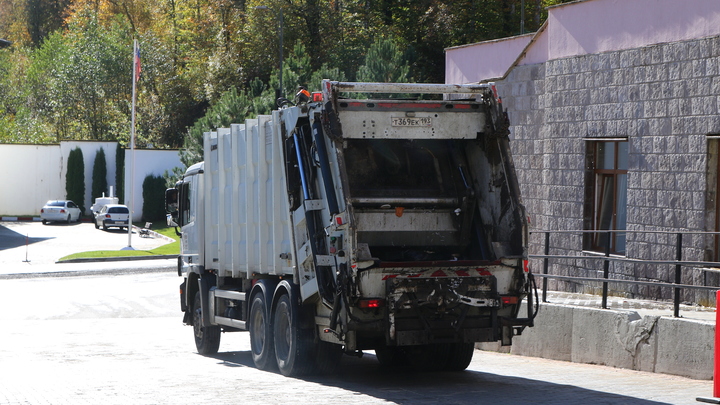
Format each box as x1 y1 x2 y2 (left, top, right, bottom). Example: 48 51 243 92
65 0 164 34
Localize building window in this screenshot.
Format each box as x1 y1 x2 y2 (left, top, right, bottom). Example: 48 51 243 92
584 140 628 255
707 137 720 262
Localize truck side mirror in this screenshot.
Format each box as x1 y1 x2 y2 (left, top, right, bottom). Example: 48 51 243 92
165 188 179 216
165 188 180 228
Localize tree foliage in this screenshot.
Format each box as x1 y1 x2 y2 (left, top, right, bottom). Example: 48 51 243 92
92 147 108 201
115 143 124 203
0 0 573 149
65 147 86 214
141 174 166 222
356 37 410 83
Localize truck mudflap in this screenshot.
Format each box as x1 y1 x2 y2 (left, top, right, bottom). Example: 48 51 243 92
378 264 539 347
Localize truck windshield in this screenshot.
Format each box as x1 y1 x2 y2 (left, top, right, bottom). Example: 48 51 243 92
343 139 461 201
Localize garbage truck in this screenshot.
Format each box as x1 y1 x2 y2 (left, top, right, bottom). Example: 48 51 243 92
165 80 538 376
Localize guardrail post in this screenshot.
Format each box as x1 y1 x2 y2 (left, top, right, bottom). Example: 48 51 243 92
715 290 720 398
674 232 683 318
602 231 611 309
542 231 549 302
695 290 720 402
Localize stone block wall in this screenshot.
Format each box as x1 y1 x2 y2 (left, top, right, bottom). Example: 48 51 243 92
497 35 720 305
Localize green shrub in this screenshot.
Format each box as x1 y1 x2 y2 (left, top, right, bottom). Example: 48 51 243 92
92 147 107 201
141 174 166 222
65 147 86 214
115 144 125 203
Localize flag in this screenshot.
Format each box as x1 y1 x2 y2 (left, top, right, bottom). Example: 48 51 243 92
134 41 141 83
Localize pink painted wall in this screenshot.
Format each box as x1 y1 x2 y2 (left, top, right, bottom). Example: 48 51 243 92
547 0 720 60
445 0 720 84
445 34 532 83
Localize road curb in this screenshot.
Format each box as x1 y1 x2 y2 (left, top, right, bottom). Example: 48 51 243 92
0 266 177 280
58 254 177 264
2 216 42 221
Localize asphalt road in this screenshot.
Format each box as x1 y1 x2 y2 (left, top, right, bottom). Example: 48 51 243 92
0 221 715 404
0 270 714 405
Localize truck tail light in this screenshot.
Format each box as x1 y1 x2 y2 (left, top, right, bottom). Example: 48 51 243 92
501 296 518 305
358 299 385 309
523 259 530 272
312 92 323 102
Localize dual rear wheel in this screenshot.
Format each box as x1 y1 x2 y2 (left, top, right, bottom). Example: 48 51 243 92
248 290 342 376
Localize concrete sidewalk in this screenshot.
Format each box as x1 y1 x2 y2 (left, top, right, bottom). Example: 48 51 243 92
0 221 176 277
545 291 717 322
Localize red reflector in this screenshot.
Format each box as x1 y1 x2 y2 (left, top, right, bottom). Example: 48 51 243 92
501 296 519 305
312 92 323 102
523 260 529 273
336 217 343 225
358 299 385 309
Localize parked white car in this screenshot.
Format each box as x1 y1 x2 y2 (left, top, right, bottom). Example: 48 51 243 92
94 204 130 231
40 200 82 224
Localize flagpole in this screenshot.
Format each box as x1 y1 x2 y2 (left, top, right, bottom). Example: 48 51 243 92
125 39 138 250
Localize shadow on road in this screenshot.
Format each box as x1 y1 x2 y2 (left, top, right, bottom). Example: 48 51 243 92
209 350 670 404
0 224 54 251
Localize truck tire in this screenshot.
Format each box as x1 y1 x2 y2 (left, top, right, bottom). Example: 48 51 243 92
249 293 275 371
441 342 475 371
273 294 314 376
192 291 221 355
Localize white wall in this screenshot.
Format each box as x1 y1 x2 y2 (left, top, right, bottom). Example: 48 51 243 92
0 144 63 215
0 142 182 219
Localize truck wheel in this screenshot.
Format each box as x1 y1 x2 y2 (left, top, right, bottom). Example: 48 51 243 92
441 342 475 371
273 294 313 376
192 291 221 355
248 293 275 370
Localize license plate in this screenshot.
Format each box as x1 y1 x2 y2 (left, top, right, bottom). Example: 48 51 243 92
391 117 432 127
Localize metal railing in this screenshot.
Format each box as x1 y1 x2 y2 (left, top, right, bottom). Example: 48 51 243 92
530 230 720 317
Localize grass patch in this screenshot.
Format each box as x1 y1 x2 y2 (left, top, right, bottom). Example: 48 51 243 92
58 223 180 262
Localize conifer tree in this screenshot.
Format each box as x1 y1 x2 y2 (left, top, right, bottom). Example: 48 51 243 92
356 37 410 84
115 144 124 203
65 147 86 214
91 147 107 202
